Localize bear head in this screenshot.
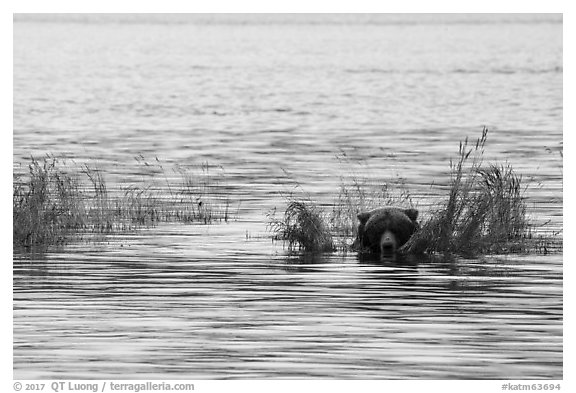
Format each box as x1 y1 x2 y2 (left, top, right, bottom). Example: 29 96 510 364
355 207 419 257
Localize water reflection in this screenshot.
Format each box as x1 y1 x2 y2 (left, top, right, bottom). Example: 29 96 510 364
356 251 425 266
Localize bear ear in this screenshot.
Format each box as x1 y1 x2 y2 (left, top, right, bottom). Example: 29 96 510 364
357 211 371 224
404 208 418 222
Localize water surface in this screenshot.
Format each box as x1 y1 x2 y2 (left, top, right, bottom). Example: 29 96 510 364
14 222 563 379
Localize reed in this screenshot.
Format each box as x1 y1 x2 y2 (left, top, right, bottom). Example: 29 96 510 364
401 128 536 255
14 156 85 247
13 155 232 248
172 161 231 224
267 195 335 253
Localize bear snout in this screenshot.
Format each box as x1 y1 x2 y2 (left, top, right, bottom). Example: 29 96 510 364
379 230 397 256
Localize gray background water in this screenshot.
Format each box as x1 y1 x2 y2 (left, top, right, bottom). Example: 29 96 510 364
13 14 563 379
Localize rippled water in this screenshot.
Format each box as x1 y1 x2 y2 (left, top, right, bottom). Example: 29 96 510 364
13 223 563 379
13 14 563 379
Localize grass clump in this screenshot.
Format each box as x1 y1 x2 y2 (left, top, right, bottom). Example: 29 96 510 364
13 155 232 249
13 156 87 247
402 128 535 256
13 156 159 248
267 197 334 253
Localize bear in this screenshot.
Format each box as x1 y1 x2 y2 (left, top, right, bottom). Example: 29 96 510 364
354 207 419 257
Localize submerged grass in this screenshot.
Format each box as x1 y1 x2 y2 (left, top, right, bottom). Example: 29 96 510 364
269 128 561 256
13 155 232 249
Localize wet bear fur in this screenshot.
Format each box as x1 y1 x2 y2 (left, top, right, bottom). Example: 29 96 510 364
354 207 419 256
